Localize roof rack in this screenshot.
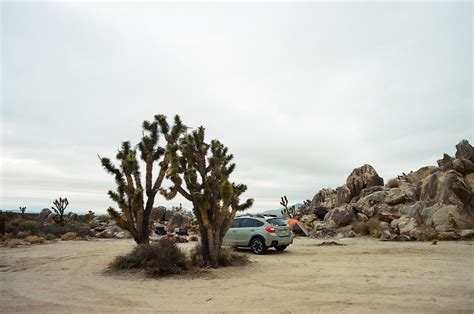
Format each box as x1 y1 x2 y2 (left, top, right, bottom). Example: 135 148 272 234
236 213 265 218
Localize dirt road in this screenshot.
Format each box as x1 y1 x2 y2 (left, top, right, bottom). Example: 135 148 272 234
1 237 473 313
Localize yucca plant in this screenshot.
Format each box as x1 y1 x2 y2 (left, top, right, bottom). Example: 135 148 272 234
162 126 253 267
99 115 186 244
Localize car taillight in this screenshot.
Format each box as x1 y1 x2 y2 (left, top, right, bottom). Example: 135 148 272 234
265 226 275 233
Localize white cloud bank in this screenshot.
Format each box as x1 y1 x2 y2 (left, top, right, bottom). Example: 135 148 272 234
1 2 472 213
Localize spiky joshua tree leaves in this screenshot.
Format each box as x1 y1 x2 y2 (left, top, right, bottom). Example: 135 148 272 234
52 197 69 226
100 115 186 244
162 126 254 267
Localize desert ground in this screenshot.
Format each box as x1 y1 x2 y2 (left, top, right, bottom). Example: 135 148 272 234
1 237 473 313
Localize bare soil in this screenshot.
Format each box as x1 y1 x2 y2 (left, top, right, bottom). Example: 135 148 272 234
1 237 473 313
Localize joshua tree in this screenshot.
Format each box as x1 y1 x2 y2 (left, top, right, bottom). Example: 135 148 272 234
19 206 26 218
85 210 95 222
100 115 186 244
280 196 296 219
52 197 69 226
162 126 254 267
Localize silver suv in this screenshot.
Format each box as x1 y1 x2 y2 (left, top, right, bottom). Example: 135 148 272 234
223 215 293 254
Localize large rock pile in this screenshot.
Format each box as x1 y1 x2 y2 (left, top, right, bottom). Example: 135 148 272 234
300 140 474 240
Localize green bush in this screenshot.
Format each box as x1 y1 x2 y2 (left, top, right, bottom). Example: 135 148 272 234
41 224 92 238
19 220 39 232
110 238 189 276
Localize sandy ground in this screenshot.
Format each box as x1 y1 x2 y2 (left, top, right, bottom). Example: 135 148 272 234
1 237 473 313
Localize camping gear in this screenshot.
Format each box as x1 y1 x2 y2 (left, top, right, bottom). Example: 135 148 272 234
176 228 189 236
155 225 166 236
287 219 310 236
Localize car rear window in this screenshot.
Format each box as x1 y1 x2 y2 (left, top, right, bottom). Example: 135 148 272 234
267 218 288 226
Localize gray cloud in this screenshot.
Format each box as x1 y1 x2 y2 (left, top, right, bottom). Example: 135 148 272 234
1 2 472 213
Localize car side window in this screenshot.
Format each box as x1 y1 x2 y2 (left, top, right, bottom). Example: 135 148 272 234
240 218 263 228
230 219 242 228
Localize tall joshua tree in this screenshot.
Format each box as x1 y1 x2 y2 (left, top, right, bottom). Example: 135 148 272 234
100 115 185 244
162 126 253 267
52 197 69 226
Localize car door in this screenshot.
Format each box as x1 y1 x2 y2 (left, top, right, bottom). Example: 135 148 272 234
223 218 242 245
237 218 263 245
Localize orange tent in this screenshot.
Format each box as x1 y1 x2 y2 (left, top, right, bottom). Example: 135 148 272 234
287 219 311 236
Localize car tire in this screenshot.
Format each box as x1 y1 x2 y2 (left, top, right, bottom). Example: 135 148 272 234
250 237 267 254
275 245 288 251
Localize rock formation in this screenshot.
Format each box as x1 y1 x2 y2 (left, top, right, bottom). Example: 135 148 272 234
301 139 474 240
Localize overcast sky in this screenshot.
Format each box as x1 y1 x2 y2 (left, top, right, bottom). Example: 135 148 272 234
1 1 472 214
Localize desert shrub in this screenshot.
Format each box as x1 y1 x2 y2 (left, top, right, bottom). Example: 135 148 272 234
24 235 46 244
61 232 78 241
387 178 400 188
5 225 19 235
16 231 30 239
41 224 92 238
190 244 249 268
10 218 21 227
6 239 26 248
70 227 93 238
89 220 99 230
110 238 188 276
2 233 13 242
41 224 67 237
19 220 39 232
218 248 249 267
352 221 370 235
45 233 56 240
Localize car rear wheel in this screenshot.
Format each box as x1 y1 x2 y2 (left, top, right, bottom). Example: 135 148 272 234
250 238 267 254
275 245 288 251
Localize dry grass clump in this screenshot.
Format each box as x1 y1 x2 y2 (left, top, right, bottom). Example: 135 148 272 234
5 239 28 248
352 218 383 237
367 218 382 235
110 238 188 277
352 221 370 235
387 178 400 188
24 235 46 244
189 244 249 268
61 232 78 241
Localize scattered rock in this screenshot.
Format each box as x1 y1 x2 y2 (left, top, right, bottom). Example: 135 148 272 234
385 188 406 205
336 185 352 206
39 208 52 219
346 164 384 198
317 241 346 246
324 204 356 228
355 191 387 217
459 229 474 239
311 188 337 209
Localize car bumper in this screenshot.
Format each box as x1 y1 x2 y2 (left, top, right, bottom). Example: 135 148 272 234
265 234 293 247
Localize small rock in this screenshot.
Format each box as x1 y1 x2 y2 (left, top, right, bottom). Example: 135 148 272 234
459 229 474 239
